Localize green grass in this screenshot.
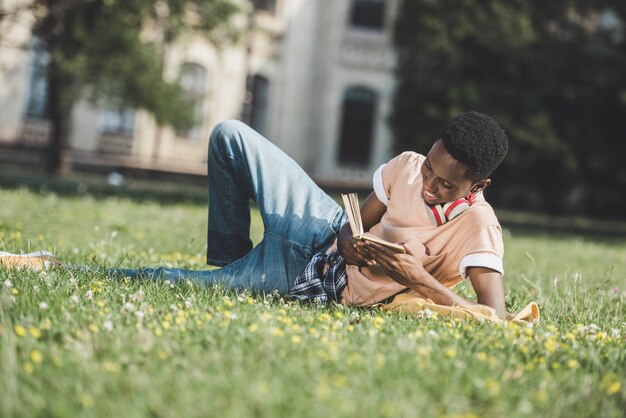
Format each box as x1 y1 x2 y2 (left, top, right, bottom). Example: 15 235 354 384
0 187 624 418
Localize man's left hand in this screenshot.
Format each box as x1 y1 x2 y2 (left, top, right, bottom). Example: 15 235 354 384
355 241 426 288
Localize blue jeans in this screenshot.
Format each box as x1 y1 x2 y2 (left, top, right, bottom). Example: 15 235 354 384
113 120 344 295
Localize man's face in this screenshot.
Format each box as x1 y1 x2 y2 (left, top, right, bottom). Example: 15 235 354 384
420 139 489 205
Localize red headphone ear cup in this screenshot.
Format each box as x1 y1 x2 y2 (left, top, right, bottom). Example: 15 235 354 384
444 198 471 221
428 204 446 226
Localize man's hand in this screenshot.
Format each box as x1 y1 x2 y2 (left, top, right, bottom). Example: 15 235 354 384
337 191 387 267
337 224 374 267
356 241 426 286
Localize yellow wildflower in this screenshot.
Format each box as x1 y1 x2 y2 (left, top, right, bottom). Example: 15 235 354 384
601 373 622 396
567 359 579 369
14 325 26 337
373 316 385 330
544 338 558 353
30 350 43 364
23 362 34 374
29 327 41 339
485 378 501 396
607 381 621 395
319 313 331 322
444 348 457 358
102 361 121 373
257 381 270 394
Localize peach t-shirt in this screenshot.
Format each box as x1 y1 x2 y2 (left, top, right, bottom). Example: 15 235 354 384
340 152 504 306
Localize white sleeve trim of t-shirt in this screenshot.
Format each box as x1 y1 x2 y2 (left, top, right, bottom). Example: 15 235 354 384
459 253 504 279
372 163 388 206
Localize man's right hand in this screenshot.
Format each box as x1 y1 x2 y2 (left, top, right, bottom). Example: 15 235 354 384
337 224 374 267
337 190 388 267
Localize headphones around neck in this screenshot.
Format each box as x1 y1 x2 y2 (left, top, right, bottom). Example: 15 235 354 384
426 193 475 226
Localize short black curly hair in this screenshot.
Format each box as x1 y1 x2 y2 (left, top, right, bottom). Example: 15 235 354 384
440 111 508 181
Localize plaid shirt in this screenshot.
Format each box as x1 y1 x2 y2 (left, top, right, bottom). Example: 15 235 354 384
289 250 347 303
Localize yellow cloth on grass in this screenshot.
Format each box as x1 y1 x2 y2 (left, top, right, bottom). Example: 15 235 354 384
0 251 60 271
381 293 540 325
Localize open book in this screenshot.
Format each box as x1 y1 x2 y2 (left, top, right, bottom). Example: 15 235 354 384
341 193 406 253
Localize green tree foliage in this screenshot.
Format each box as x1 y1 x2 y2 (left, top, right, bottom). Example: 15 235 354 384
391 0 626 217
23 0 240 173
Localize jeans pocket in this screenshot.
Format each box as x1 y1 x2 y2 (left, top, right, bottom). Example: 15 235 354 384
289 241 313 261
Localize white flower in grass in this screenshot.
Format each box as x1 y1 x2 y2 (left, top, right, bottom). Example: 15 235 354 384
184 299 193 309
103 320 113 331
123 302 136 313
3 280 12 288
134 311 144 320
70 294 79 304
39 302 48 310
85 290 94 300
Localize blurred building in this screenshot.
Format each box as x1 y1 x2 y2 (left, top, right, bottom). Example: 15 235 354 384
0 0 399 186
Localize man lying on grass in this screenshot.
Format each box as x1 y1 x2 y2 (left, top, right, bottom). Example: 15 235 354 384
6 112 509 318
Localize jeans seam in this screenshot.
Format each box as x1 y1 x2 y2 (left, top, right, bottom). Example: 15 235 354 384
330 207 346 234
206 257 232 267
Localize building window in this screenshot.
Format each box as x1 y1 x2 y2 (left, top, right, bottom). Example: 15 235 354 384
178 63 208 141
350 0 385 31
338 86 377 166
25 39 50 119
252 0 275 13
249 75 270 136
100 106 135 136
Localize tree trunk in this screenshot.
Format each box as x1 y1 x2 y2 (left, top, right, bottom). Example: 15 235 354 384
45 59 72 175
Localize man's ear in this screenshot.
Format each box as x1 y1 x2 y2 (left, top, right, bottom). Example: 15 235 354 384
472 179 491 194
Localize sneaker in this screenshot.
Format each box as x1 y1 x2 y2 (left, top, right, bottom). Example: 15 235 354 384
0 251 61 271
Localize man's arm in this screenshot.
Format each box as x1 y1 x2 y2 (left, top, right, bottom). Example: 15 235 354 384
357 242 507 319
338 191 387 267
468 267 506 318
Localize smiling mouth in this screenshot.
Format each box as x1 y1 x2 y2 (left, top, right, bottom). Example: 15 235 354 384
422 189 439 203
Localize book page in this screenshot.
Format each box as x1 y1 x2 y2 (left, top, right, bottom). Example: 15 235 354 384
341 193 406 253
